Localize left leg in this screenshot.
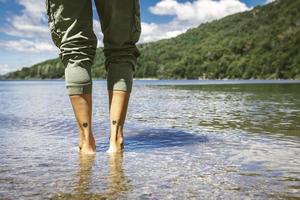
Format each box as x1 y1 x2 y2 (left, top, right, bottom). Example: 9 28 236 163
46 0 97 154
70 94 95 154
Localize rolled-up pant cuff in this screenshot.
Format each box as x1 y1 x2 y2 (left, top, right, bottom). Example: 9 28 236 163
67 84 92 95
64 61 93 95
107 62 133 92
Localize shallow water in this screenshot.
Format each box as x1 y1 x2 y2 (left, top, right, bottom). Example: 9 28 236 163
0 80 300 199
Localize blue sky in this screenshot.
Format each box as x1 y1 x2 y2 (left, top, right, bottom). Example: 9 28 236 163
0 0 273 74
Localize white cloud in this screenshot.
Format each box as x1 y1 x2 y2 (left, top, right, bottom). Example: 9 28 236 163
265 0 275 4
3 0 49 39
150 0 250 23
0 39 56 53
93 19 104 47
0 64 11 75
139 21 187 43
0 0 57 56
140 0 250 42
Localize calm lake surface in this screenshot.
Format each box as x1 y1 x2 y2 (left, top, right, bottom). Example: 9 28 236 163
0 80 300 199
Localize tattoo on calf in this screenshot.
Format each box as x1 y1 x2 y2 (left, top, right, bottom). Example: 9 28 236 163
82 122 88 128
112 120 117 125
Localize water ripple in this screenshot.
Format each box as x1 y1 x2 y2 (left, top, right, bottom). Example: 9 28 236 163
0 80 299 199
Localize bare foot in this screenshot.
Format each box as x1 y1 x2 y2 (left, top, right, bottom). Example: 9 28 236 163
106 144 124 153
81 143 96 155
107 132 124 153
80 134 96 155
78 130 85 151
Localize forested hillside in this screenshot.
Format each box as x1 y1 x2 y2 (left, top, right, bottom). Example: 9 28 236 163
5 0 300 80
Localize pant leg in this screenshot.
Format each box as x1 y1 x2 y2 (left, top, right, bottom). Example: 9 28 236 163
94 0 142 92
46 0 97 95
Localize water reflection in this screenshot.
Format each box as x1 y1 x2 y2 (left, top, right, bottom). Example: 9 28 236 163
51 153 128 199
105 153 129 198
75 154 96 198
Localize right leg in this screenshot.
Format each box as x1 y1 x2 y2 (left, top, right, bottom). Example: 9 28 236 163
94 0 142 153
46 0 97 154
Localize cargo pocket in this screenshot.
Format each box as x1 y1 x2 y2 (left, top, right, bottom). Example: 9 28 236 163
46 0 61 47
131 0 141 42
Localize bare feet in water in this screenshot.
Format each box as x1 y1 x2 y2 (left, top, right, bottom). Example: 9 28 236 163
78 129 85 151
107 126 124 153
81 140 96 154
79 130 96 155
107 91 130 153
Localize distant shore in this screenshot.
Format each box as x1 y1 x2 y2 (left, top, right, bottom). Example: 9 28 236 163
1 79 300 84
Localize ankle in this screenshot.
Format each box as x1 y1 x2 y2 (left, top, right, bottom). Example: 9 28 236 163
110 138 123 146
85 133 95 143
81 143 96 154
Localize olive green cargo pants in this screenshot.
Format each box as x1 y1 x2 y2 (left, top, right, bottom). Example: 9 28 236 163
46 0 141 95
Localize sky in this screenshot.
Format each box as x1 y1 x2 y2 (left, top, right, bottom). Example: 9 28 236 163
0 0 274 74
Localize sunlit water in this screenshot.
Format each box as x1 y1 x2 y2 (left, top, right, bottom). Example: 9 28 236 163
0 80 299 199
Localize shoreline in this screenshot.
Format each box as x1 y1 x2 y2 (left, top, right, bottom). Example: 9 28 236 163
1 79 300 86
1 78 300 81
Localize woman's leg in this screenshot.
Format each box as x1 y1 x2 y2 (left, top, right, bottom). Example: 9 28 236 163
107 63 133 152
107 91 130 152
70 94 95 154
46 0 97 154
94 0 141 152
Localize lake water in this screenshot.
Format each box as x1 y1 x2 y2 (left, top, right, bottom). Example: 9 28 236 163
0 80 300 199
